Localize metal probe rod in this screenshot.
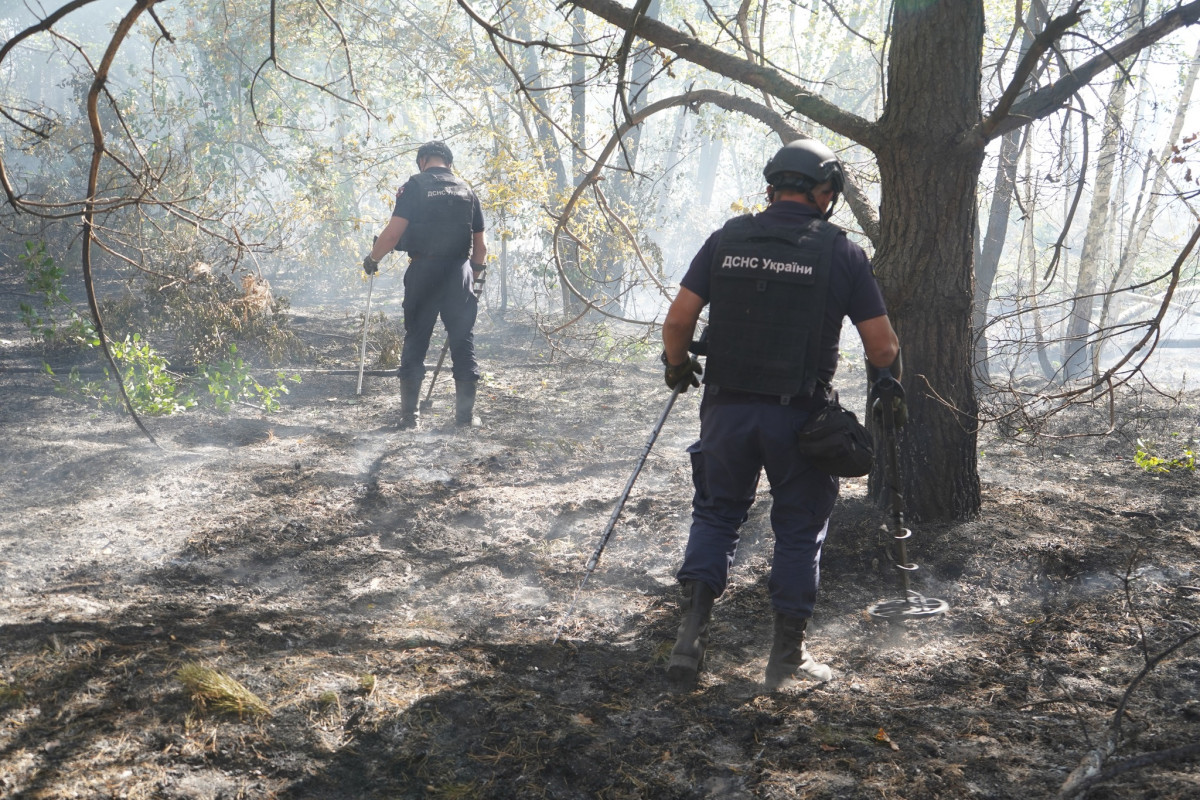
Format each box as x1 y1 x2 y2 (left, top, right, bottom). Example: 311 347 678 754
552 383 684 644
356 274 375 395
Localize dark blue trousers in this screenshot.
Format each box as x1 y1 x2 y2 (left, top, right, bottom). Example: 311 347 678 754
398 257 479 383
678 395 839 619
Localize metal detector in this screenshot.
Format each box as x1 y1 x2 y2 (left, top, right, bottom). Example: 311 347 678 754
420 341 450 411
419 271 486 411
356 274 375 396
867 377 949 622
552 381 686 643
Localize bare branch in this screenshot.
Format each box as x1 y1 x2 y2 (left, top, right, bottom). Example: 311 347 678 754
978 214 1200 434
1064 742 1200 798
82 0 164 447
613 0 653 124
548 86 879 325
991 0 1200 139
976 1 1084 143
313 0 364 106
0 0 104 66
454 0 601 56
1058 628 1200 798
819 0 876 46
566 0 877 147
249 0 370 134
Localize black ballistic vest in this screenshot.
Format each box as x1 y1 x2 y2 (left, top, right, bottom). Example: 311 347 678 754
703 214 839 398
395 170 474 259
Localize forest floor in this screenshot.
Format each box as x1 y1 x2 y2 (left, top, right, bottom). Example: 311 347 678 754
1 289 1199 800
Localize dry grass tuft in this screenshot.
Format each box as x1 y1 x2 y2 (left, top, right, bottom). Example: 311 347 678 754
175 662 270 719
0 680 25 707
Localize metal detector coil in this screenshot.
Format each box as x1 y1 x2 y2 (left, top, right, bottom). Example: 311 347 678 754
868 593 950 620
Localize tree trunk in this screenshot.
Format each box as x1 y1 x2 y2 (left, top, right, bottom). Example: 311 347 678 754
571 7 587 177
1026 152 1056 382
499 227 510 316
619 0 660 174
696 136 722 207
974 128 1023 385
1063 73 1128 380
974 3 1044 385
1094 39 1200 365
511 12 577 316
868 0 985 521
512 7 569 192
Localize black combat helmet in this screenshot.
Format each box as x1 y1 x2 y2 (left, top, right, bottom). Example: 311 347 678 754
763 138 844 218
416 140 454 167
763 137 840 191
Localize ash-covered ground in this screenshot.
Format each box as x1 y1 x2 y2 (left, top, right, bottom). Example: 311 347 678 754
1 299 1199 799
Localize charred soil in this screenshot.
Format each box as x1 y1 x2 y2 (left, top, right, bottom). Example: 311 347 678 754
1 302 1199 800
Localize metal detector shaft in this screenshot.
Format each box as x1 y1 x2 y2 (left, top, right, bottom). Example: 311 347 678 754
421 340 450 409
422 273 484 409
552 383 685 643
882 392 915 597
868 379 948 621
356 274 375 395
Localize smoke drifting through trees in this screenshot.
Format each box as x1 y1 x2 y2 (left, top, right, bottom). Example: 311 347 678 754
2 1 1200 519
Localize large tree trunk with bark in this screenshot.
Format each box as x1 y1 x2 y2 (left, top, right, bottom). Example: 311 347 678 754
867 0 985 521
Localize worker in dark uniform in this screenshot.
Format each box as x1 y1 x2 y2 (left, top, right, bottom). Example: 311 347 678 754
660 138 904 691
363 141 487 429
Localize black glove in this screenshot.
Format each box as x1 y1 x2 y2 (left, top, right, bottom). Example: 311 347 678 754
872 394 908 427
867 349 905 426
870 374 908 427
363 254 380 275
662 352 702 392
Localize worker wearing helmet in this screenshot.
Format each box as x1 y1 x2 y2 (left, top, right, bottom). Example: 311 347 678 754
660 138 903 691
363 141 487 429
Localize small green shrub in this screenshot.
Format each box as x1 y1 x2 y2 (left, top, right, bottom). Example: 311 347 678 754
176 662 269 719
17 241 97 346
1134 437 1196 474
62 333 195 416
196 343 300 412
57 339 299 416
0 680 25 708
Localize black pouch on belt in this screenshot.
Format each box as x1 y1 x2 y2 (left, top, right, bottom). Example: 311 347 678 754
794 391 875 477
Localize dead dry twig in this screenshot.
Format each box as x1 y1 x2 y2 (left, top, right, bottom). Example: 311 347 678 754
1056 628 1200 798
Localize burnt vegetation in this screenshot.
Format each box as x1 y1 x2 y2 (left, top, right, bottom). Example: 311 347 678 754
1 301 1198 799
3 1 1200 797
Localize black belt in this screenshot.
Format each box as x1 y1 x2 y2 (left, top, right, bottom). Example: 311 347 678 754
705 384 831 411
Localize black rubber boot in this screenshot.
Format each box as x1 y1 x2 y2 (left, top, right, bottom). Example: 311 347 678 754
399 378 421 430
763 613 832 690
666 581 716 689
455 380 480 428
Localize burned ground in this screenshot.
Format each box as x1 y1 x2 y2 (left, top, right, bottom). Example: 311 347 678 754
1 300 1199 800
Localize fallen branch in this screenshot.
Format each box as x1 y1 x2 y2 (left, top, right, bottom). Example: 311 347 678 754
1061 742 1200 798
1057 628 1200 798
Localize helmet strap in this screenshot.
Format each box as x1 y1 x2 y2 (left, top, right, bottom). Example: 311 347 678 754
823 193 839 221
